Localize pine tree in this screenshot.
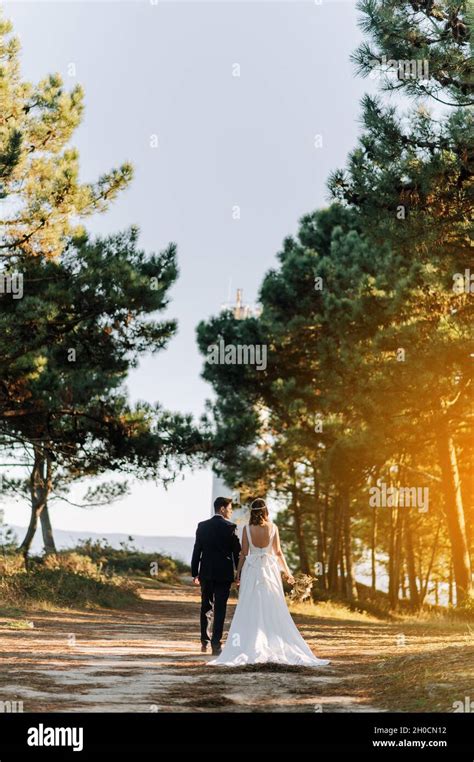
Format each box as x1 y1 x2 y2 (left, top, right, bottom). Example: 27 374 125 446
352 0 472 106
0 10 132 260
1 230 205 556
329 0 473 603
0 12 206 556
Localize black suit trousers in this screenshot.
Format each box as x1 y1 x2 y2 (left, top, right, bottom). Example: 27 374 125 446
200 579 232 646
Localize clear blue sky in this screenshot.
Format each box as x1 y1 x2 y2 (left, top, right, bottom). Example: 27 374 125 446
4 0 376 537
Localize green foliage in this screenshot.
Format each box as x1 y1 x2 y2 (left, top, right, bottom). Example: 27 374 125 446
72 536 189 580
352 0 472 105
0 9 132 259
196 3 473 608
0 552 140 609
0 10 207 556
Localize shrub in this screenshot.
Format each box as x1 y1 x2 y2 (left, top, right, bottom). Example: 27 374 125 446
0 553 25 575
72 536 188 582
42 552 103 578
0 552 140 609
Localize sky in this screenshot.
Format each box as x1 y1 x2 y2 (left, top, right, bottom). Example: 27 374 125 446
3 0 377 538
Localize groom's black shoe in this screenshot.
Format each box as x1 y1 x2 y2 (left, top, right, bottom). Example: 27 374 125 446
201 643 208 653
211 645 222 656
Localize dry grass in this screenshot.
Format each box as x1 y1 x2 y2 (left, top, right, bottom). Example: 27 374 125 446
289 599 381 623
287 596 473 712
368 644 474 712
0 618 33 630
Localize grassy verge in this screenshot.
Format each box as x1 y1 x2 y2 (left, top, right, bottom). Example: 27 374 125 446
0 537 188 616
289 598 382 623
0 537 190 616
367 642 474 712
288 596 473 712
0 563 141 611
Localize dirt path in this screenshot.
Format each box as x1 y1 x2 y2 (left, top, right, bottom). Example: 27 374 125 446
0 582 466 713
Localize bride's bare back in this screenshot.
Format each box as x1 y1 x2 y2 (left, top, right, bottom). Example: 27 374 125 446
238 521 293 583
248 521 273 548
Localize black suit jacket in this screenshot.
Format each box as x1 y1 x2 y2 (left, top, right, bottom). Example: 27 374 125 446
191 515 241 582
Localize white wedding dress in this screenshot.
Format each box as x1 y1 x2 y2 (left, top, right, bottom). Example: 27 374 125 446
208 522 330 667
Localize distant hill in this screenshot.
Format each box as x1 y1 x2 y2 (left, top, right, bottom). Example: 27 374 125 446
7 525 194 564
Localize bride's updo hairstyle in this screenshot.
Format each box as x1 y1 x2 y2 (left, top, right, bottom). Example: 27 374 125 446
249 498 269 526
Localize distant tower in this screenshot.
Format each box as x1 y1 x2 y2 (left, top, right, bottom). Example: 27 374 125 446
210 289 261 537
221 288 261 320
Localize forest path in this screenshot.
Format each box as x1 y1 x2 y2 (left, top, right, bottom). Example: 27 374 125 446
1 582 465 713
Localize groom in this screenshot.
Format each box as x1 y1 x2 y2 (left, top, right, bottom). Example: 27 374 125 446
191 496 241 655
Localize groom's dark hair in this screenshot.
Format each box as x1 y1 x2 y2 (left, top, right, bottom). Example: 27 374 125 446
214 496 232 513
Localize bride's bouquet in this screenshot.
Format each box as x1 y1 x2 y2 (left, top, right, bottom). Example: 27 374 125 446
288 573 314 604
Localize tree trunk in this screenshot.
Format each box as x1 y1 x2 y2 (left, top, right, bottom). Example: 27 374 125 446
400 560 407 599
371 503 377 592
40 503 56 554
339 545 346 596
19 501 44 562
405 510 420 609
420 518 441 606
312 465 327 590
436 420 472 604
342 489 357 601
20 447 54 559
322 489 330 575
448 564 454 606
388 479 403 611
389 499 403 611
290 465 310 574
327 494 343 594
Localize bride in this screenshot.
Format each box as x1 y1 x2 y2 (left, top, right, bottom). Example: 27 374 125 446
208 498 330 667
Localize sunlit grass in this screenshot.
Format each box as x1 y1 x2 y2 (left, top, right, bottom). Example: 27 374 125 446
368 644 474 712
0 618 33 630
288 598 380 623
395 612 474 633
